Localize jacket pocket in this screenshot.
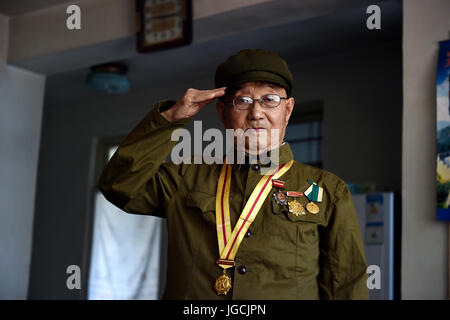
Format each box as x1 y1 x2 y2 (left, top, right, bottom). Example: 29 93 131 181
186 191 216 213
269 197 321 248
270 197 321 296
186 191 216 226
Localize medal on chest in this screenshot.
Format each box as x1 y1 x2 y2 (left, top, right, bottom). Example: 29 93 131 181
272 180 323 217
288 199 305 216
306 202 320 214
214 265 233 295
304 179 323 214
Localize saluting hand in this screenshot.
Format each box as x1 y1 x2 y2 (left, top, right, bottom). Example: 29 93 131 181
161 87 227 122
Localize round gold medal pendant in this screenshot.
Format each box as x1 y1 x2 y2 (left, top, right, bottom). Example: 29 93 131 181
306 202 320 214
214 271 232 295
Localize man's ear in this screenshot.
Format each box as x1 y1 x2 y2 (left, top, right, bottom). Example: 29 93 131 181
285 97 295 123
216 100 226 125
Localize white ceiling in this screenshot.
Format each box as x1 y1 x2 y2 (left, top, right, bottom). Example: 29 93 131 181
0 0 71 16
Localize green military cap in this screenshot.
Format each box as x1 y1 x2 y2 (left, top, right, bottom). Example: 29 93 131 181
214 49 294 97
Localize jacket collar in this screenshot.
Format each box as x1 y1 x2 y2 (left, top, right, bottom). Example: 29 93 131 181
226 142 294 170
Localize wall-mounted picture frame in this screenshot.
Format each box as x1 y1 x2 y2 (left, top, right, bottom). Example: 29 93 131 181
136 0 192 53
436 39 450 221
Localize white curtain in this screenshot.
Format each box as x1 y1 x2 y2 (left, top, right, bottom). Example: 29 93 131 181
88 192 167 299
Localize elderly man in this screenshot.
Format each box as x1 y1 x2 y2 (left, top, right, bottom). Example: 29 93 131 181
98 49 368 300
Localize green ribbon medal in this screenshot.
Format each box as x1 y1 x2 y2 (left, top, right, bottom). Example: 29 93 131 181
304 179 323 202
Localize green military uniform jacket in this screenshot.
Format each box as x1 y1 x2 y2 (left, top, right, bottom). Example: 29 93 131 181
98 100 369 300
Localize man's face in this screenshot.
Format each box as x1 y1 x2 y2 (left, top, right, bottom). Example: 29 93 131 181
216 81 295 154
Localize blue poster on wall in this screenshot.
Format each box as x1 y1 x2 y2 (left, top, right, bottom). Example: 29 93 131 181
436 39 450 221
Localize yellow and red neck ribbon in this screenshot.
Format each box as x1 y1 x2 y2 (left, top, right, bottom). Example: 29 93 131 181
215 159 294 269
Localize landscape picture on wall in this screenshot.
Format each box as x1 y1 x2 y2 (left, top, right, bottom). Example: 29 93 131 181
436 39 450 221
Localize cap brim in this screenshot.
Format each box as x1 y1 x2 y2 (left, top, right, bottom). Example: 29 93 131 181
228 70 291 96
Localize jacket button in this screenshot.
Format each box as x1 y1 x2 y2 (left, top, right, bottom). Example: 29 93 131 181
245 231 252 238
251 164 260 171
238 266 247 275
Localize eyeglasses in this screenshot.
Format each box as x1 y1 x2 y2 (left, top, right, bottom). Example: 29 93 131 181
231 94 288 110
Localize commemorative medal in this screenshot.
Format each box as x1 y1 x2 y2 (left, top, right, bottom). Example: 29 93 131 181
272 179 287 206
286 191 304 216
214 269 232 295
288 199 305 216
303 179 323 214
273 190 288 205
306 202 320 214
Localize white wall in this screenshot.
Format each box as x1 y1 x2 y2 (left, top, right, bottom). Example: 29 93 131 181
402 0 450 299
0 14 46 299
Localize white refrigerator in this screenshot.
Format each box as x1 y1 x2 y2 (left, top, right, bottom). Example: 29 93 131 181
352 192 396 300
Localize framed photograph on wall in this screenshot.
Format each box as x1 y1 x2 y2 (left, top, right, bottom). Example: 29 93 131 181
136 0 192 53
436 39 450 221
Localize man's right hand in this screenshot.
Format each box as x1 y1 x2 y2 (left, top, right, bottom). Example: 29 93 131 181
161 87 227 122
